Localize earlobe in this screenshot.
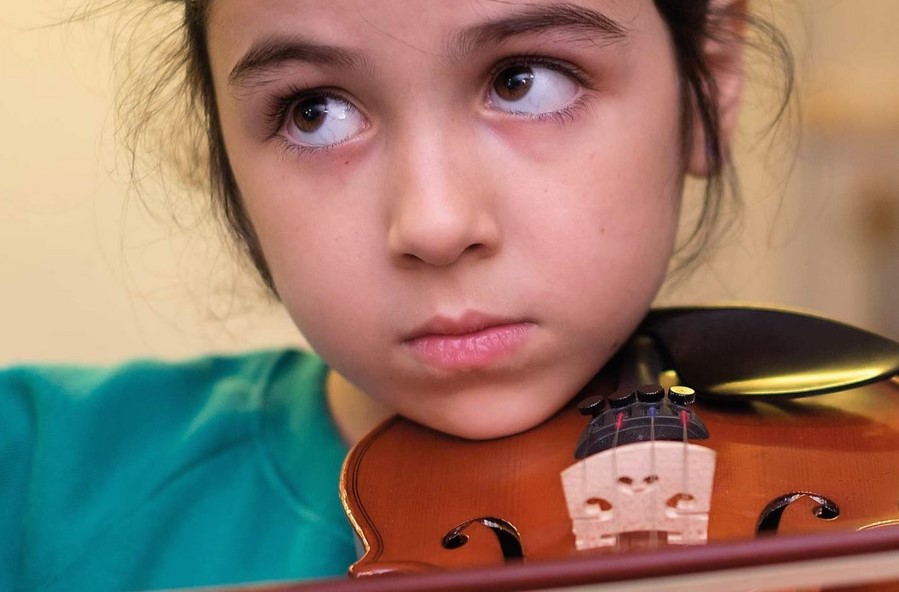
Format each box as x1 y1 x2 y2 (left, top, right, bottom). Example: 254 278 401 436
686 0 748 178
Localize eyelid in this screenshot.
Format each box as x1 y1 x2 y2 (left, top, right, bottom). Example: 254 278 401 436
484 55 594 123
262 85 360 140
274 135 334 159
259 55 594 158
487 54 595 91
261 85 370 160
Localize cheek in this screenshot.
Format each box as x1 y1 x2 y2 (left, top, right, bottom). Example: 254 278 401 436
524 183 679 329
504 125 682 268
504 128 683 338
489 101 683 264
225 127 366 266
217 98 406 367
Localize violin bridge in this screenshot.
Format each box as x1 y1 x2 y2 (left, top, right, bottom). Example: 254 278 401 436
560 441 716 551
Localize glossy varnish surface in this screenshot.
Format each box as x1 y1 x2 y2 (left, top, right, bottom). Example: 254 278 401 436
341 377 899 576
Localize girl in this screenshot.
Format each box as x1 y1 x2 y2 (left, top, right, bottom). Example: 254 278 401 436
2 1 790 590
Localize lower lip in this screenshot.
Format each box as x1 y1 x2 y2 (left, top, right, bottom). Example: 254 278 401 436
404 323 535 370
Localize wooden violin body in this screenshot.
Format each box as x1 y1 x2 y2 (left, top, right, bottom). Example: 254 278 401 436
342 376 899 576
340 306 899 585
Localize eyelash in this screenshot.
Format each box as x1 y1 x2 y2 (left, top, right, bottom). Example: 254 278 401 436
534 97 595 126
488 55 596 124
262 55 595 158
263 86 344 158
488 54 593 94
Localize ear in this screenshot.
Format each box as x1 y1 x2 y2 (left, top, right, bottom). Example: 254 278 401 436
686 0 748 177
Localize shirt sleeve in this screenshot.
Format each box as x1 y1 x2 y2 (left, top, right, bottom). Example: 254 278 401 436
0 367 38 592
0 351 353 591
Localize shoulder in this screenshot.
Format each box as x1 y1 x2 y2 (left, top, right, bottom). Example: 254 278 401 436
0 348 319 406
0 349 350 590
0 348 328 479
0 349 322 439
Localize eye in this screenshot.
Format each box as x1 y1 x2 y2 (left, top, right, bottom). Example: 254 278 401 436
488 63 580 116
283 94 367 148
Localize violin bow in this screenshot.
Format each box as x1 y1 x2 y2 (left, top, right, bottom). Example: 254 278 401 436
217 525 899 591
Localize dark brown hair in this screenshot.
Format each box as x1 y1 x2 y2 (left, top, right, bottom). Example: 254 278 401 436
108 0 793 294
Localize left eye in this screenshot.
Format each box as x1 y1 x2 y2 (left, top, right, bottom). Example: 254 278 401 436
488 63 580 116
283 94 367 148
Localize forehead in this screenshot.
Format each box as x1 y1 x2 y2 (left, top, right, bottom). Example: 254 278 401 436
207 0 658 70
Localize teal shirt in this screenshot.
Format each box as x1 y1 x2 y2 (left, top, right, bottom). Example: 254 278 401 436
0 350 357 591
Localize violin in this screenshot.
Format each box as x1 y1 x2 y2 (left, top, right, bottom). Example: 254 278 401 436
336 305 899 590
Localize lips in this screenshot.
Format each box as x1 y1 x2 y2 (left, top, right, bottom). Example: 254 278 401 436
403 312 535 370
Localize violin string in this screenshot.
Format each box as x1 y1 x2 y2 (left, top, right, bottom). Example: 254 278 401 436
612 411 624 548
649 406 658 548
612 412 624 482
613 412 624 449
580 402 603 525
580 428 588 518
680 409 690 510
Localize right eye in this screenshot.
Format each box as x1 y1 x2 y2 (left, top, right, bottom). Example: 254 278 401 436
283 94 367 149
487 62 581 117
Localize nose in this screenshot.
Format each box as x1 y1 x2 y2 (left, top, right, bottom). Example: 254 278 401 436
386 127 501 268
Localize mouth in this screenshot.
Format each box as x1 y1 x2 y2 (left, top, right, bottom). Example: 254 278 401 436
403 312 536 370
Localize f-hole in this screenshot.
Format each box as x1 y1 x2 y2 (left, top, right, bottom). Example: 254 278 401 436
442 517 524 562
756 492 840 535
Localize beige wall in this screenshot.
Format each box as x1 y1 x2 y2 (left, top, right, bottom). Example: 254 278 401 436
2 1 897 365
1 2 303 364
661 1 899 339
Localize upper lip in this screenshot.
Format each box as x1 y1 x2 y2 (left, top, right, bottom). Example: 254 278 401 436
404 311 525 341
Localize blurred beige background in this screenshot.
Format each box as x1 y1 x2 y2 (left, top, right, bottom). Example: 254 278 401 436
2 1 898 365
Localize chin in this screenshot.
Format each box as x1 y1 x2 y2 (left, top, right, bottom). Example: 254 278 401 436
418 397 566 441
388 356 609 441
440 422 524 441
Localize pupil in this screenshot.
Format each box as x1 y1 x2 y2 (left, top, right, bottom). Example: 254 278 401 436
495 66 535 101
294 98 328 133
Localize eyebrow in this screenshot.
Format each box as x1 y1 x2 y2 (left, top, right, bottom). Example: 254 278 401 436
451 3 629 59
228 2 627 89
229 36 368 88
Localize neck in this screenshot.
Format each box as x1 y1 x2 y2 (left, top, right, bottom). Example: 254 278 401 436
326 370 395 446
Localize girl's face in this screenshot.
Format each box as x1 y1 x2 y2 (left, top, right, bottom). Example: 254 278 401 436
208 0 685 439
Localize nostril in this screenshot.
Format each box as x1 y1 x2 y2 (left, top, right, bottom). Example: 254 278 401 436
387 199 501 268
391 234 493 268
